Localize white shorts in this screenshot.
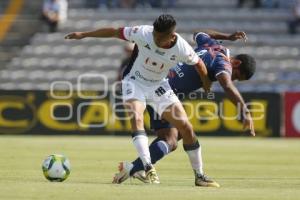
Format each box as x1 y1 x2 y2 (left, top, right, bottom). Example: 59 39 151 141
122 75 180 116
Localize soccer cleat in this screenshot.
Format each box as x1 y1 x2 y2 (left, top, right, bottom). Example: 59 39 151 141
132 170 150 183
145 167 160 184
112 161 133 184
195 173 220 187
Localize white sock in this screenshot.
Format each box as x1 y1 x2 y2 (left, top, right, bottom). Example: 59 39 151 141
186 146 204 175
132 135 152 168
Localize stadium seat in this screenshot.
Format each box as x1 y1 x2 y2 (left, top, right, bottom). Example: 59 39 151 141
1 0 299 92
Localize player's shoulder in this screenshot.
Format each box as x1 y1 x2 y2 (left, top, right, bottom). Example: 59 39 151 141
124 25 153 42
140 25 153 31
194 32 215 47
175 33 193 52
175 33 190 46
134 25 153 35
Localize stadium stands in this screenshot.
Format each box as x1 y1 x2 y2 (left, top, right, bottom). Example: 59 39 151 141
0 0 299 92
0 0 43 71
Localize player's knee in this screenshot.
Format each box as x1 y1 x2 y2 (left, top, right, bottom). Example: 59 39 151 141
135 116 144 127
164 133 179 152
131 114 144 129
167 139 178 152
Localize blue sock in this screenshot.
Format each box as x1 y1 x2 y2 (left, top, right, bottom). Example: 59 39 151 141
130 138 170 176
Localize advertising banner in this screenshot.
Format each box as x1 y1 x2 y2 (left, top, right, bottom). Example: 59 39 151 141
284 92 300 137
0 90 281 137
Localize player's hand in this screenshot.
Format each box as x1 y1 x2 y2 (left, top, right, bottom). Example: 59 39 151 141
228 31 247 42
65 32 85 40
243 111 255 136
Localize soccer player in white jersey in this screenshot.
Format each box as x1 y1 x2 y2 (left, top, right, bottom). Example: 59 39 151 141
65 14 218 187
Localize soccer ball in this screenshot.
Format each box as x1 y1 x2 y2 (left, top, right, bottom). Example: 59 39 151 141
42 154 71 182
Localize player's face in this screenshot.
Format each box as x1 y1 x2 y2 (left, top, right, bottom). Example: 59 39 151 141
232 68 245 81
231 58 246 81
153 29 176 48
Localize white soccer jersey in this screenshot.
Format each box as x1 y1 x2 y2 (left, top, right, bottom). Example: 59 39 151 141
122 25 199 86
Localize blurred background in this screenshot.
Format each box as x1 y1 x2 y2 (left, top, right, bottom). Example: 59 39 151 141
0 0 299 137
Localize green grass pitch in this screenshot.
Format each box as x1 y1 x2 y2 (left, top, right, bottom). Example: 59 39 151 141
0 136 299 200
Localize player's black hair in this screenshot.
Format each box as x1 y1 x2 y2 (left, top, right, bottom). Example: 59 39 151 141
153 14 176 33
236 54 256 80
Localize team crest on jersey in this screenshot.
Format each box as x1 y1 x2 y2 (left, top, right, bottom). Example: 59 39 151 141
155 49 165 56
170 55 176 61
144 44 151 50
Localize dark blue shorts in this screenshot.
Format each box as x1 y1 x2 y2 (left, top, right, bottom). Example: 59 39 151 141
147 105 174 131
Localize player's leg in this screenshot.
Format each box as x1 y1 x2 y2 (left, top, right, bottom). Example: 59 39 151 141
113 78 153 184
113 102 152 183
151 105 181 153
147 106 179 166
161 102 203 170
152 80 219 187
113 105 179 184
156 127 180 152
150 80 204 175
123 99 152 167
122 77 152 169
161 103 219 187
151 81 204 176
129 105 179 176
129 127 179 176
113 77 159 184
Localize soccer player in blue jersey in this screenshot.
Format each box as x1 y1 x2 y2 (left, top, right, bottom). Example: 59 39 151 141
113 29 256 186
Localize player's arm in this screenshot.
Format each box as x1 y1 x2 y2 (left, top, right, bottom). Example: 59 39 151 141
194 59 211 93
65 28 125 40
183 42 211 92
194 29 247 41
217 73 255 136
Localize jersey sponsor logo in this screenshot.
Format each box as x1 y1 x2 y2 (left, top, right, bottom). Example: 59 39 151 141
134 71 160 83
174 64 184 78
143 57 165 74
141 65 162 74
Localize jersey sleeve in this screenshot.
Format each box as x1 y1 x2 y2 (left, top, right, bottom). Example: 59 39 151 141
214 54 232 78
180 41 200 65
122 26 144 43
193 32 212 47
